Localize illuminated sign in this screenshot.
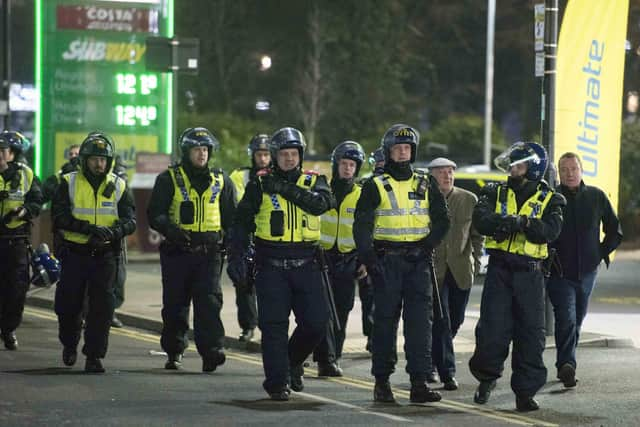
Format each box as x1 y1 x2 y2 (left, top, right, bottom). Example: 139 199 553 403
35 0 174 178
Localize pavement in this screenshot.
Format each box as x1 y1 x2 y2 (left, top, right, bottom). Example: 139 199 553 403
25 249 637 358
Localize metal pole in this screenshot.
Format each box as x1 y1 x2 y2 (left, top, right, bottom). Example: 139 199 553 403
542 0 559 337
2 0 11 129
483 0 496 168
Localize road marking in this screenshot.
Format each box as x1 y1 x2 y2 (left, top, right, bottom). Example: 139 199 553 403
24 307 557 426
595 297 640 305
295 391 412 423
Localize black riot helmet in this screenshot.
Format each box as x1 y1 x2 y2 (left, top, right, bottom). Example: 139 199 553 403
0 130 31 155
270 127 306 167
494 141 548 182
79 131 115 172
380 124 420 164
178 127 220 161
331 140 365 178
247 133 270 156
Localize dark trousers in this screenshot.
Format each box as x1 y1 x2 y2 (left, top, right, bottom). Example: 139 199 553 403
55 251 117 358
371 252 433 383
160 249 225 358
0 238 29 335
431 269 457 381
313 268 357 363
358 277 374 337
114 259 126 309
255 260 328 393
546 269 597 371
469 260 547 398
234 281 258 331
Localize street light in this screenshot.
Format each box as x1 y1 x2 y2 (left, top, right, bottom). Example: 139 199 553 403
260 55 272 71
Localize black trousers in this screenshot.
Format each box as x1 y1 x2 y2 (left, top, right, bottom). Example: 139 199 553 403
0 238 29 335
233 280 258 331
55 251 118 358
160 249 225 358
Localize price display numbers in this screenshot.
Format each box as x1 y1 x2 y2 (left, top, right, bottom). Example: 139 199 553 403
114 72 159 127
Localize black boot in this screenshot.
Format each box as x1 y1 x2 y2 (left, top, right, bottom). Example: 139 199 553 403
373 380 395 403
410 382 442 403
84 358 105 373
111 315 123 328
290 364 304 392
62 347 77 366
516 395 540 412
2 332 18 351
442 377 459 391
268 386 291 401
202 350 226 372
165 353 183 370
317 362 343 377
474 379 496 404
558 363 577 388
239 328 255 342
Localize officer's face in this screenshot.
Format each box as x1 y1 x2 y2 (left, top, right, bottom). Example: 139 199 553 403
510 162 528 178
338 159 357 179
189 146 209 168
277 148 300 171
390 144 412 162
431 166 455 193
253 150 271 169
87 156 107 175
68 147 80 160
0 147 15 167
559 156 582 190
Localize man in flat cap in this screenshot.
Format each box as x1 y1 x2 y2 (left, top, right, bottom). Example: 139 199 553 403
426 157 484 390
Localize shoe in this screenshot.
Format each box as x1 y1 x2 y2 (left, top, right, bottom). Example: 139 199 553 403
373 380 396 403
473 379 496 404
238 328 255 342
111 315 123 328
164 354 183 370
442 377 459 391
557 363 577 388
290 364 304 392
317 362 343 377
268 387 291 401
2 332 18 350
62 347 77 366
426 371 439 384
516 395 540 412
410 382 442 403
202 351 226 372
84 358 105 373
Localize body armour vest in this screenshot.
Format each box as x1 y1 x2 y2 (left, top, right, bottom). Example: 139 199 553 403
0 163 34 229
229 168 251 205
319 184 361 252
168 166 224 232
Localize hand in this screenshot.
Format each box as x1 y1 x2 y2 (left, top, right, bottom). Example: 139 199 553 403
11 206 27 219
165 225 191 245
261 174 287 194
88 225 115 242
360 251 383 278
355 264 368 280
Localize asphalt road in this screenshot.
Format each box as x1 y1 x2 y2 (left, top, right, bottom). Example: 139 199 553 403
1 307 639 427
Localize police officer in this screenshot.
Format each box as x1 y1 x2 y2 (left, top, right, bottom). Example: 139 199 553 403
42 144 80 204
0 130 43 350
313 141 368 377
52 132 136 372
228 127 335 401
110 154 129 328
228 134 271 342
469 141 565 412
147 127 234 372
353 124 449 404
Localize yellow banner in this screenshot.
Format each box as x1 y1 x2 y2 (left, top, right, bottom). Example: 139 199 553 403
553 0 629 211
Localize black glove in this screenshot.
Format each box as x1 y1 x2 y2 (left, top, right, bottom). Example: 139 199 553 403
110 223 124 241
227 256 249 286
359 250 383 278
88 225 115 242
261 174 287 194
165 225 191 245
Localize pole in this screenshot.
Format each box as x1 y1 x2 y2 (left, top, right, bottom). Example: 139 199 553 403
483 0 496 168
2 0 11 129
542 0 559 336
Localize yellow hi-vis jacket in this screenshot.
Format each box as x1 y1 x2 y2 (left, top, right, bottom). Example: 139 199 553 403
255 173 321 243
62 171 125 244
485 183 553 259
0 163 34 229
168 166 224 232
319 184 361 252
229 168 251 205
372 172 431 242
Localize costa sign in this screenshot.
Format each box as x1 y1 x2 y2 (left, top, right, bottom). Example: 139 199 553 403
56 5 158 33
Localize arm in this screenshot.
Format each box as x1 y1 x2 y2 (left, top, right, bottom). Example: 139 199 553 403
51 178 91 233
599 188 623 260
522 192 566 244
423 174 450 250
263 174 336 215
472 183 503 237
146 171 175 236
353 178 380 264
114 184 136 238
23 175 44 220
220 174 237 236
229 178 262 255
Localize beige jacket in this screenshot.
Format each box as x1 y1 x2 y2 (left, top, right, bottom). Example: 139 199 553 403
434 186 483 290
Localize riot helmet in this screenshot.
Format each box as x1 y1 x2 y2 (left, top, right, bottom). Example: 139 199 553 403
79 131 115 173
178 127 219 161
247 133 271 169
30 243 61 288
381 124 419 164
494 141 548 181
270 127 306 168
0 130 31 155
331 140 365 178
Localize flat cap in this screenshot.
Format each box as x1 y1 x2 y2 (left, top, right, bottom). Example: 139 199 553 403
426 157 457 169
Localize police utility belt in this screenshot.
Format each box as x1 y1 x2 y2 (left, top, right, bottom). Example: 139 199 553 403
489 255 543 273
163 240 220 255
65 241 116 257
261 256 315 270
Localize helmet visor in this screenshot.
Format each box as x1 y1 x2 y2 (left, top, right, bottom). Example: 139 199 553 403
494 142 540 173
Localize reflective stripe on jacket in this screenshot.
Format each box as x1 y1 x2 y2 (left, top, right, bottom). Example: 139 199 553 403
320 184 361 252
168 166 223 232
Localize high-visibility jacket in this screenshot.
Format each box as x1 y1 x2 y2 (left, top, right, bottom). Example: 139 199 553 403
229 167 251 205
168 165 224 232
0 163 34 229
62 171 125 243
485 183 553 259
372 172 431 243
255 173 320 243
319 184 360 252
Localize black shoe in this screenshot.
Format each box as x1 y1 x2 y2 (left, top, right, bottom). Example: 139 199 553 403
474 380 496 404
410 382 442 403
2 332 18 350
516 395 540 412
62 347 77 366
238 328 255 342
202 351 226 372
557 363 577 388
442 377 459 391
317 362 343 377
111 315 123 328
426 371 439 384
373 380 396 403
84 358 105 373
290 364 304 392
165 354 183 370
268 387 291 401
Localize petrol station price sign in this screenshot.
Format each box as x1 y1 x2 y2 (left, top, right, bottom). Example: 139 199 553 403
35 0 174 178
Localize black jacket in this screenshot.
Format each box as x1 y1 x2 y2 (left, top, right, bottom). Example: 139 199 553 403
550 181 622 280
0 162 43 236
473 178 566 264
